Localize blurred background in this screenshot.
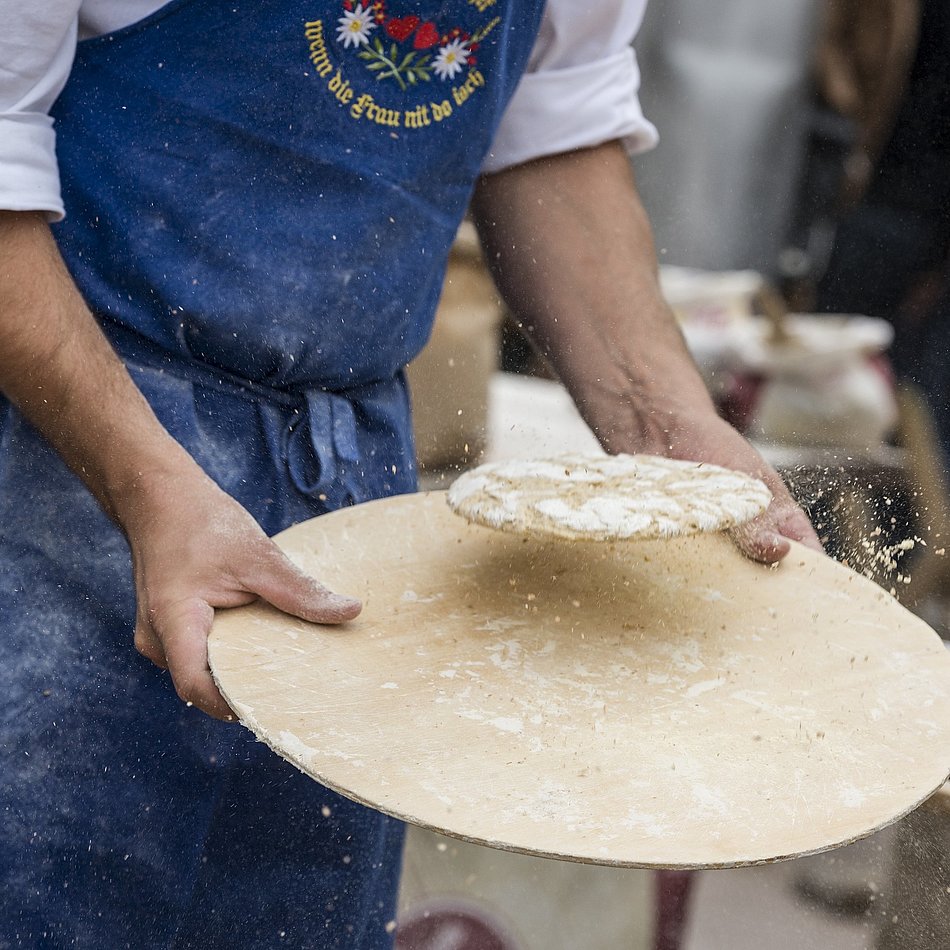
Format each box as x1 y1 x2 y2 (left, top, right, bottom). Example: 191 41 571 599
399 1 950 947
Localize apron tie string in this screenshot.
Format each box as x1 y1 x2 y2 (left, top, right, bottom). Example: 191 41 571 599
110 331 387 503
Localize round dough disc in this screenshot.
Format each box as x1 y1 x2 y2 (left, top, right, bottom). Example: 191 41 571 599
446 453 772 541
208 492 950 869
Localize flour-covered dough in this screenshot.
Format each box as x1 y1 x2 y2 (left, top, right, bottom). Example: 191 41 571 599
446 453 772 541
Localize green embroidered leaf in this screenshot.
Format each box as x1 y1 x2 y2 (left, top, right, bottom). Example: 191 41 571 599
391 44 399 60
373 37 384 53
469 21 499 46
400 51 416 69
408 72 417 85
365 60 387 70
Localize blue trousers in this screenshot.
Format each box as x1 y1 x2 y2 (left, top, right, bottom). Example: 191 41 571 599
0 360 416 948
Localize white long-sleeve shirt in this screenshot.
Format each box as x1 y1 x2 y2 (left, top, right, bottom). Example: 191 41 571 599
0 1 658 219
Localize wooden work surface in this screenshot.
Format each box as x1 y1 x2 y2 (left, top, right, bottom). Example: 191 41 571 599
208 491 950 869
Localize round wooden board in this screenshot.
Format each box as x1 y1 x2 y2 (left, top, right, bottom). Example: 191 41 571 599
208 491 950 869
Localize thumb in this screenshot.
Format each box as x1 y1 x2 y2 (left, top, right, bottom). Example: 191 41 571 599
730 515 791 564
730 502 823 565
244 541 362 623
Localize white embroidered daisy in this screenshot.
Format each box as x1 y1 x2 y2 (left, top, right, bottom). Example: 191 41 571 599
336 4 377 48
433 38 470 80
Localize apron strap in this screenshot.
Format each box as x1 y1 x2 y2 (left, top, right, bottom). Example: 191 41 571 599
109 327 393 501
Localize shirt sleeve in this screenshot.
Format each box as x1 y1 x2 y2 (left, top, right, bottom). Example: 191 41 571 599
0 4 81 220
482 0 659 174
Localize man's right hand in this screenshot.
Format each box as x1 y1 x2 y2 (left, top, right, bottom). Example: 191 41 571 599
0 211 359 720
124 461 362 720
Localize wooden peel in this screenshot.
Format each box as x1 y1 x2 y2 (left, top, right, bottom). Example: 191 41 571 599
208 492 950 869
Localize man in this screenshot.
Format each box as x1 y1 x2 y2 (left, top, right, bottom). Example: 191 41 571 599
0 2 818 947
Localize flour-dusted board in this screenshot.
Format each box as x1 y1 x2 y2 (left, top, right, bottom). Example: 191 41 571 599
208 491 950 869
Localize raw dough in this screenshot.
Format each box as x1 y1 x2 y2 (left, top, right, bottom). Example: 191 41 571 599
447 453 772 541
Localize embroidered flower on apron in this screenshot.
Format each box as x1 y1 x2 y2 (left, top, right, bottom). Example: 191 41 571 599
334 1 498 86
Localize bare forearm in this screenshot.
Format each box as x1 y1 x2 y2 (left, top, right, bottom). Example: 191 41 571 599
0 211 197 527
473 142 820 561
472 141 715 455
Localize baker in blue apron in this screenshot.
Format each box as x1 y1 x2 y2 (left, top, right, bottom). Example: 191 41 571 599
1 2 546 946
1 2 822 947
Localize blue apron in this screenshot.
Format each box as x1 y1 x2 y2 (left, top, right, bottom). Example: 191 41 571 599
0 1 545 947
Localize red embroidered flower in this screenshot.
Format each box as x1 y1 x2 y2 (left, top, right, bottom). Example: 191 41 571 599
385 15 419 41
413 21 440 49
